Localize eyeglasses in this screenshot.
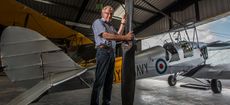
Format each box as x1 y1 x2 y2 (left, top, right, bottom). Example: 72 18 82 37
103 12 113 15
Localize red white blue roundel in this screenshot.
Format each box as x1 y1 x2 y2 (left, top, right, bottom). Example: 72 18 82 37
155 58 167 74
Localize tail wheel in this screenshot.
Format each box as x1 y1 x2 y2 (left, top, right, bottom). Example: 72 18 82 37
168 75 177 86
211 79 222 93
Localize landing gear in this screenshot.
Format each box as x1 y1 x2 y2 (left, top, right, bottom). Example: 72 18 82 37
211 79 222 93
168 74 177 86
167 74 222 94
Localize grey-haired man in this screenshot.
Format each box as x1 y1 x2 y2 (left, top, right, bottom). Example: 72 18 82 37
91 5 133 105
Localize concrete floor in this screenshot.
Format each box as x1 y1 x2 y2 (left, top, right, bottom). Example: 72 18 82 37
134 78 230 105
0 76 26 105
1 74 230 105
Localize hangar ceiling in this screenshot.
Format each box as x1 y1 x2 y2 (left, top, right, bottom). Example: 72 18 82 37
16 0 230 40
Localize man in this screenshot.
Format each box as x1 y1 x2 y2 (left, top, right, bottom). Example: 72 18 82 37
91 5 133 105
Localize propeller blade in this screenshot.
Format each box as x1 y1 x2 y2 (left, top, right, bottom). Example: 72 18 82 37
121 45 136 105
121 0 136 105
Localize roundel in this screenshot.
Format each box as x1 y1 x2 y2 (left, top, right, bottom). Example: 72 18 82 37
155 58 167 74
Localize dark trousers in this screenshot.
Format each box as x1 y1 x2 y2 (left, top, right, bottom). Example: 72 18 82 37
91 48 115 105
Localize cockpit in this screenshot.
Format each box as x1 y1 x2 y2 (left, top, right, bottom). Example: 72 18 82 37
163 41 193 62
163 42 179 62
178 41 193 58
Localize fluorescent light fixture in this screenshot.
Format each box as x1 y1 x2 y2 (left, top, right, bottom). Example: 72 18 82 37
33 0 55 5
65 21 91 29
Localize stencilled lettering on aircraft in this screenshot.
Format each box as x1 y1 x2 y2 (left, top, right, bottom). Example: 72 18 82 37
136 57 155 76
136 63 148 76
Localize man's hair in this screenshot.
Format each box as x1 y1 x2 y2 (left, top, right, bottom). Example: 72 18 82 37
101 5 114 16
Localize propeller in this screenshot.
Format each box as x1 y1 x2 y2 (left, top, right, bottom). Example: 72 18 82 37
121 0 136 105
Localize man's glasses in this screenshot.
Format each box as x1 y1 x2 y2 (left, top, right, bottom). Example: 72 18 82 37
103 12 113 15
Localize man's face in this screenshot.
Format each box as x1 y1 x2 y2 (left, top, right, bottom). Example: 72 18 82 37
102 8 113 22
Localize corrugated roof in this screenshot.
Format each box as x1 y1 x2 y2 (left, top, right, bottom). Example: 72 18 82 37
11 0 230 40
15 0 179 38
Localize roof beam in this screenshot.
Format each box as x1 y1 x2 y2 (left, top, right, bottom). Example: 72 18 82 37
134 5 158 14
75 0 90 22
134 0 196 34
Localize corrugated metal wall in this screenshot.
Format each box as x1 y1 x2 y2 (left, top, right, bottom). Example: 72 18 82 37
199 0 230 21
137 17 169 38
171 4 196 26
133 7 154 23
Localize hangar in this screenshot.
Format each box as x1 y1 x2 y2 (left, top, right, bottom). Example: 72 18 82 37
1 0 230 105
2 0 230 50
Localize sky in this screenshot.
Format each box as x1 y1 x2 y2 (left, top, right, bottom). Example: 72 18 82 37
142 16 230 50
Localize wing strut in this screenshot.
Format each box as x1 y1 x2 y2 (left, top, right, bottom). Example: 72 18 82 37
121 0 136 105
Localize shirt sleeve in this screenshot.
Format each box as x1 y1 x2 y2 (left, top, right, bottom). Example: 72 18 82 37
92 19 106 37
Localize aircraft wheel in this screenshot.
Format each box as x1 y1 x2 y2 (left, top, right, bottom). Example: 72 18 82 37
211 79 222 93
168 75 177 86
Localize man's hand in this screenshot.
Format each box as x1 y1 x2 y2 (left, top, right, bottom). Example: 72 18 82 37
124 31 134 40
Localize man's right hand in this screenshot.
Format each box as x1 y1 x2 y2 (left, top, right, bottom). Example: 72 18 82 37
125 32 134 40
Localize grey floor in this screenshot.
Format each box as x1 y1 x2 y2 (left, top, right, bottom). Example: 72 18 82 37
1 74 230 105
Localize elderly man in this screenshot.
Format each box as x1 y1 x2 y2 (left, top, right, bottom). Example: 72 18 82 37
91 5 133 105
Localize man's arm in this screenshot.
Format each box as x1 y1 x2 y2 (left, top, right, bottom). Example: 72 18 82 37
102 32 133 41
117 23 125 35
117 14 126 35
103 14 132 41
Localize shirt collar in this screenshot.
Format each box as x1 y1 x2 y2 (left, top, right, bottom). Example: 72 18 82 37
101 18 106 22
101 18 112 25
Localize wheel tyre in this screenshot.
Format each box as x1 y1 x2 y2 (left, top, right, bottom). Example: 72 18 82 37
168 75 177 86
211 79 222 93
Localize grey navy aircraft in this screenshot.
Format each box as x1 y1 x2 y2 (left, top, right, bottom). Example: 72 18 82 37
134 27 222 93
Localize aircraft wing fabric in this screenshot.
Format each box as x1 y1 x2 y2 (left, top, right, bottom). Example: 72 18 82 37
1 26 83 82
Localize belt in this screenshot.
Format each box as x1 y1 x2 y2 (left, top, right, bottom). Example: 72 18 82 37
97 44 112 49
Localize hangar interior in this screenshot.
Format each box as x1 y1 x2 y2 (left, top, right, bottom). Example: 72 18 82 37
1 0 230 64
1 0 230 105
14 0 230 38
2 0 230 54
